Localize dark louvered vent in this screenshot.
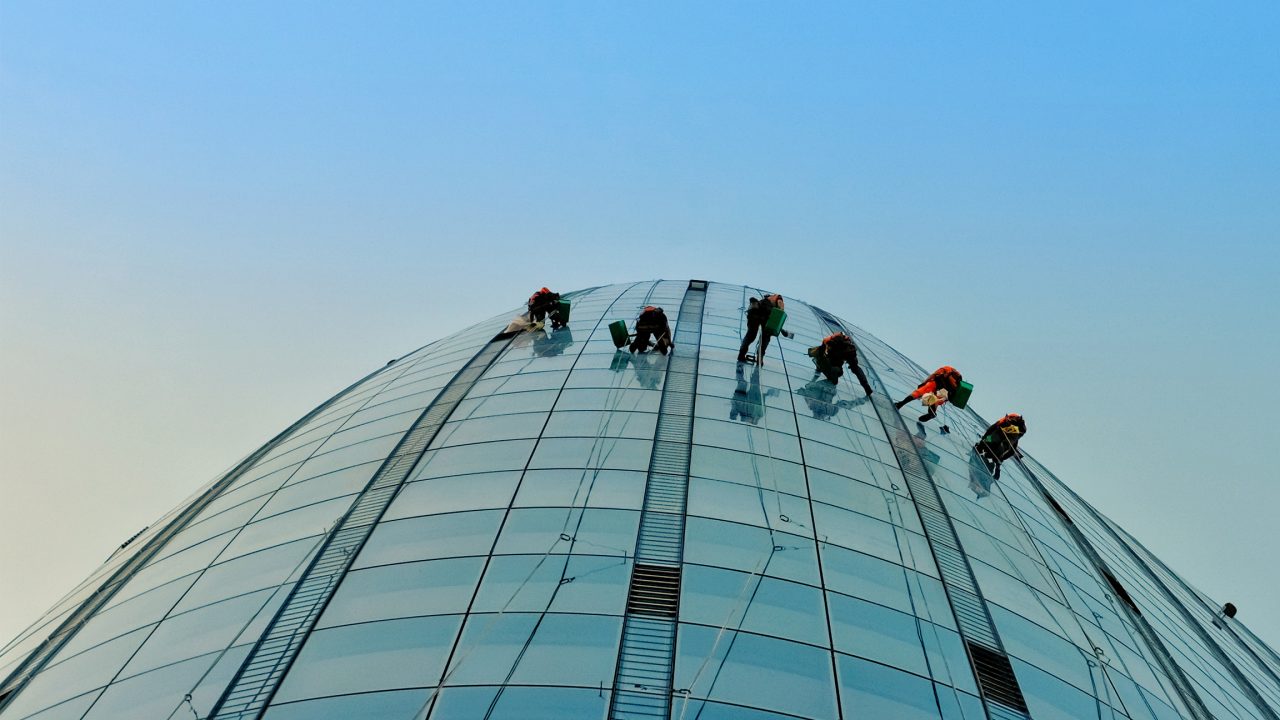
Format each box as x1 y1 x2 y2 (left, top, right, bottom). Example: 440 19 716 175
1102 569 1141 615
1044 492 1073 524
626 564 682 618
968 641 1030 714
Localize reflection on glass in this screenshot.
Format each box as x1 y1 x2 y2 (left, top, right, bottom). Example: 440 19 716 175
527 326 575 358
609 349 666 390
729 365 778 425
796 378 869 421
967 447 996 499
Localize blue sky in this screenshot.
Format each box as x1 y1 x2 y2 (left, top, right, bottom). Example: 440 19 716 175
2 1 1278 650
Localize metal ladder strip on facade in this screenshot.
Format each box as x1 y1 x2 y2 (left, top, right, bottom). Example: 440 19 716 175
207 329 519 720
809 307 1030 720
608 279 707 720
0 358 404 715
1011 455 1263 720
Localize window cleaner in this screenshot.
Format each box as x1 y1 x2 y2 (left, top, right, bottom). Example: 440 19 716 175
974 413 1027 480
737 293 794 365
807 332 873 396
612 306 673 354
527 287 569 329
894 366 966 425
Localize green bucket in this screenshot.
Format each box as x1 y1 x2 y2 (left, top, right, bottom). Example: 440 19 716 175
764 307 787 335
951 380 974 409
608 320 629 348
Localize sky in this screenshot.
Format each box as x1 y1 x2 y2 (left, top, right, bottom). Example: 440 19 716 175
1 1 1278 653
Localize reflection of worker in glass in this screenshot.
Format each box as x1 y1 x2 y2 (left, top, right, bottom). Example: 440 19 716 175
796 378 867 420
730 364 776 424
532 326 574 358
626 350 664 390
968 449 995 499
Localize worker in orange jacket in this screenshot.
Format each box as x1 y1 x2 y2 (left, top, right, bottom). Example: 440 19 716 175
527 287 566 329
894 366 963 423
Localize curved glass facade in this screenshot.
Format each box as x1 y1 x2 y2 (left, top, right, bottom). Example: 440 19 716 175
1 280 1276 720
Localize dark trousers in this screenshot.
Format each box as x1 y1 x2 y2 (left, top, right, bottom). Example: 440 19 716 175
530 305 564 328
739 313 771 359
631 323 672 354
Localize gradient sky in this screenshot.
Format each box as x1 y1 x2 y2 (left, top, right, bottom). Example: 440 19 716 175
2 1 1278 651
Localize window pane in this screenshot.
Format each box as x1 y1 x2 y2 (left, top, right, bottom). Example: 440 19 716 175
471 554 630 616
353 511 504 568
828 592 928 675
674 625 837 719
272 616 462 703
442 613 621 687
431 686 609 720
317 557 486 628
837 654 941 720
264 689 427 720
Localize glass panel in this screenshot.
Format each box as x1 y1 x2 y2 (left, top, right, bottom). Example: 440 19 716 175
218 497 351 560
512 469 646 510
471 554 631 616
442 613 621 687
527 437 653 472
819 545 913 614
256 461 380 518
171 538 315 614
1012 658 1116 720
674 624 838 719
434 412 549 447
543 410 657 439
431 686 609 720
119 589 274 677
271 615 462 703
492 508 639 558
82 646 245 720
58 573 197 658
681 566 829 647
14 690 101 720
385 472 522 520
316 557 486 628
264 689 428 720
411 440 538 480
827 592 928 676
352 510 505 568
687 477 813 537
837 654 942 720
0 627 152 719
683 517 820 587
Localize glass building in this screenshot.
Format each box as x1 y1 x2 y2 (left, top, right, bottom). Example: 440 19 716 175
1 280 1277 720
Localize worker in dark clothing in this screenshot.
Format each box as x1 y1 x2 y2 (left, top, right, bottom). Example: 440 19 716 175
631 306 673 355
894 365 962 423
737 293 793 364
974 413 1027 480
809 332 873 396
527 287 566 329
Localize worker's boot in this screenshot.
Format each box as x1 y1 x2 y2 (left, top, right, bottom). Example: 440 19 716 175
894 397 910 410
737 340 751 363
918 408 937 423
